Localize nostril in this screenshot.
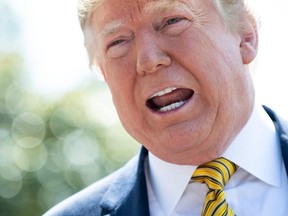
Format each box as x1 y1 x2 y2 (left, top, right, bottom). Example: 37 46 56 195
136 60 159 76
136 45 171 76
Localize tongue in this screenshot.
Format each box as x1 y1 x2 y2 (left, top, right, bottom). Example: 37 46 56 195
151 88 193 109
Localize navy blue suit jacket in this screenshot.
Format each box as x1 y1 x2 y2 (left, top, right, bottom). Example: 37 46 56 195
44 106 288 216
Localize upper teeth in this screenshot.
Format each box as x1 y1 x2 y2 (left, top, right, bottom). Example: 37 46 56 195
150 87 177 99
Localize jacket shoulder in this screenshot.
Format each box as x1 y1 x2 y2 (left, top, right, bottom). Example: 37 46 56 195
43 155 140 216
263 105 288 172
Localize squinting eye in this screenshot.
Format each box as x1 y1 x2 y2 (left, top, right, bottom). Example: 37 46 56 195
108 39 125 48
166 17 183 26
160 16 189 36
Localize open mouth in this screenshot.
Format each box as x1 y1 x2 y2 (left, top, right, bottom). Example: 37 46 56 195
146 87 194 112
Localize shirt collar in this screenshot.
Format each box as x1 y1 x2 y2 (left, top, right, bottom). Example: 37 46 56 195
222 103 282 187
148 153 196 215
147 103 281 215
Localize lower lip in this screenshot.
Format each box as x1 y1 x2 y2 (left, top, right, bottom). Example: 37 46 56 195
149 94 194 115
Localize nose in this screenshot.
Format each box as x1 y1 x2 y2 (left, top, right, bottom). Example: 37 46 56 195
136 36 171 76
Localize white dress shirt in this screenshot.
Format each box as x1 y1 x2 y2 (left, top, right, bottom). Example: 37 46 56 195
145 104 288 216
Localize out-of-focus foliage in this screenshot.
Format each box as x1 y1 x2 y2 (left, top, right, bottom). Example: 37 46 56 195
0 52 139 216
1 0 140 215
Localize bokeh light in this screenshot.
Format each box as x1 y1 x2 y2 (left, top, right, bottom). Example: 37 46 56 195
0 163 22 199
0 53 140 215
12 112 46 147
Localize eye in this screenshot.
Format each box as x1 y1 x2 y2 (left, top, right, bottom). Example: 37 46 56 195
108 39 125 49
160 16 189 36
106 36 133 58
165 17 184 26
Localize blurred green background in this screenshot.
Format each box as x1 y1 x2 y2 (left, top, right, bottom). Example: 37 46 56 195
0 1 139 215
1 0 288 215
0 52 139 216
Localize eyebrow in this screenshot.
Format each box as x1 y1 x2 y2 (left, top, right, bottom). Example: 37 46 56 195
100 20 125 38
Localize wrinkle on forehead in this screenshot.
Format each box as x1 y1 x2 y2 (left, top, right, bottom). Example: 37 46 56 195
95 0 179 16
97 0 180 37
144 0 178 14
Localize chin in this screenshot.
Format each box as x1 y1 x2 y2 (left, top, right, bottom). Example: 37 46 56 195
150 138 228 165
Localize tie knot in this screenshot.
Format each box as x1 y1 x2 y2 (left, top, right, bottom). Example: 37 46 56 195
192 157 238 190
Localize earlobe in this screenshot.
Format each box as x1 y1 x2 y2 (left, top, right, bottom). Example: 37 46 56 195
240 28 258 65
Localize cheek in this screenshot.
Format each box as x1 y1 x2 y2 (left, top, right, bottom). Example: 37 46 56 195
172 35 225 93
104 58 134 94
109 82 133 114
177 33 246 113
106 70 140 124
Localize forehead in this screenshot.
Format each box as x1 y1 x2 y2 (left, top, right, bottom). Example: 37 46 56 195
90 0 179 30
96 0 178 12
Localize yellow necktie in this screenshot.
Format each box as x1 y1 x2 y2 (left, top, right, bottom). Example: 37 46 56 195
191 157 238 216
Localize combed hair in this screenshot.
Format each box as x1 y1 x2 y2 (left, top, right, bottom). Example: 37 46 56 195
77 0 257 32
77 0 103 31
214 0 258 34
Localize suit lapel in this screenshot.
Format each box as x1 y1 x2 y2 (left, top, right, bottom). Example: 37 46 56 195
264 105 288 174
100 148 150 216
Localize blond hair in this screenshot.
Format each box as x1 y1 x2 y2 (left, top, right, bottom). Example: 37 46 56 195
77 0 102 31
215 0 258 34
78 0 256 32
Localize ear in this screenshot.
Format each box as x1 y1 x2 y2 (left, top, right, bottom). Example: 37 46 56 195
239 25 258 65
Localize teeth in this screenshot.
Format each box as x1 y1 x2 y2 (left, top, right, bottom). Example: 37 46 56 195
159 101 185 112
150 87 177 99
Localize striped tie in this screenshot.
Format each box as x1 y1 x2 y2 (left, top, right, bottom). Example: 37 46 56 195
191 157 238 216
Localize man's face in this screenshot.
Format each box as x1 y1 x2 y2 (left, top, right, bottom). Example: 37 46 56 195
89 0 256 165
